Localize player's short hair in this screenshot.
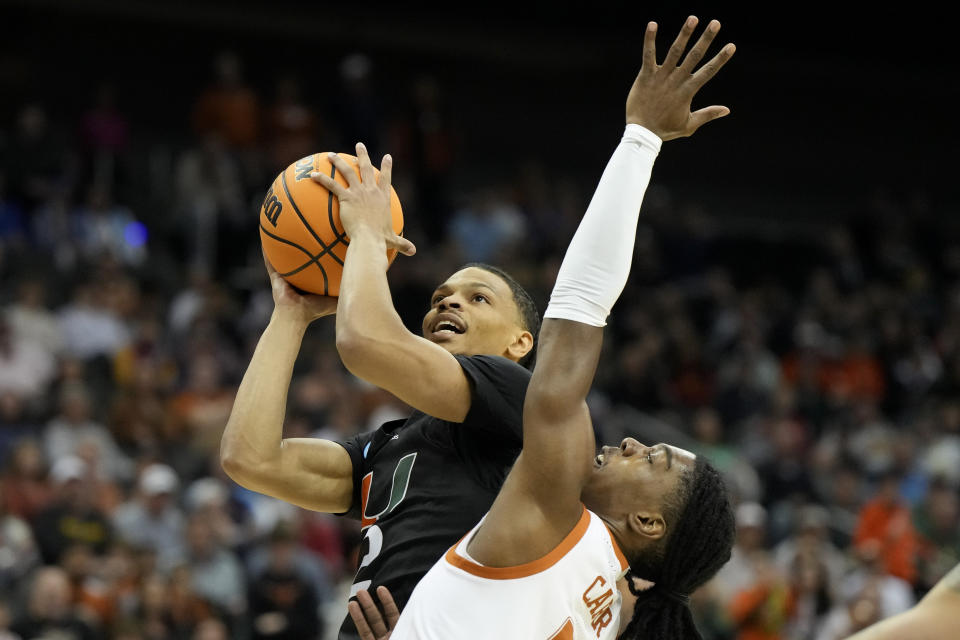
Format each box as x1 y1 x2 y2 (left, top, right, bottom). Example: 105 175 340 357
620 458 735 640
462 263 539 369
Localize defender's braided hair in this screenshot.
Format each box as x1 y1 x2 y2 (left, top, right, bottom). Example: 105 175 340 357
619 457 735 640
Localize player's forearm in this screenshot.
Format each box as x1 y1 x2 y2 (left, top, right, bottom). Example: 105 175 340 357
220 309 307 479
335 230 408 372
525 319 602 426
544 124 660 327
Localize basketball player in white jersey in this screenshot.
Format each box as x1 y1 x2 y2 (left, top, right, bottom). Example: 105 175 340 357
344 16 737 640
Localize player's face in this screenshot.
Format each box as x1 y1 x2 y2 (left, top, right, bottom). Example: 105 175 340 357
421 267 529 360
581 438 696 518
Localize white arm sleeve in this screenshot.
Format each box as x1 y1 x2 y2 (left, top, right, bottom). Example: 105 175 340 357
543 124 661 327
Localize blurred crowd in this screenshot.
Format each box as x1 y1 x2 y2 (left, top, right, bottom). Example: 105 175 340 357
0 49 958 640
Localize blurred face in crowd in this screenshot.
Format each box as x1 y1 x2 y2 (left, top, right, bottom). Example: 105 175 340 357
421 267 532 364
187 517 215 558
29 568 72 620
145 491 172 516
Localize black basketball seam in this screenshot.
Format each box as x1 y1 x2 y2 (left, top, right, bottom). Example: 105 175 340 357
328 163 349 246
281 169 345 267
259 222 329 294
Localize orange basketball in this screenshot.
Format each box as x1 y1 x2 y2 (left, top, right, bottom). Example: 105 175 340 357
259 153 404 296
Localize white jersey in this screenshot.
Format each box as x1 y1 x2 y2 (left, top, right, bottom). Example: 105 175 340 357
391 507 629 640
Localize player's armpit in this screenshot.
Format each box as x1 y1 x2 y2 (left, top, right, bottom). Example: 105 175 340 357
337 326 472 423
222 438 354 513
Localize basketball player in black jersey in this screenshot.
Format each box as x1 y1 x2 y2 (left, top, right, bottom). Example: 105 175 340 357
221 166 539 636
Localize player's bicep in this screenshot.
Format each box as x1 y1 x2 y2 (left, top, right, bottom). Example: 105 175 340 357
234 438 354 513
338 329 471 422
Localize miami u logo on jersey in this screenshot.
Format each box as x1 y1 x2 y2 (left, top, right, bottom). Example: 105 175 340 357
359 452 417 529
582 575 614 637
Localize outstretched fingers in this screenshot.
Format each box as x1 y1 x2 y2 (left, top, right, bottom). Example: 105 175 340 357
641 22 658 71
355 142 377 184
329 151 361 187
690 42 736 90
378 154 394 196
661 15 698 69
678 19 720 74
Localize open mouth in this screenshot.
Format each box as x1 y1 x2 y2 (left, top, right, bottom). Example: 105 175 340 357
594 453 605 468
431 314 466 337
434 321 464 335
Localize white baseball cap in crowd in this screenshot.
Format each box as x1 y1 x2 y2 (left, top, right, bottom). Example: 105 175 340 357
139 463 179 496
50 455 88 485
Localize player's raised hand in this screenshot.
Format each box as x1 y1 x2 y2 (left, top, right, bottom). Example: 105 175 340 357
263 248 337 323
311 144 416 257
349 587 400 640
627 16 736 140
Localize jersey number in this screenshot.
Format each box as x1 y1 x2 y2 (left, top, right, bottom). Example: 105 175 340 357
350 452 417 597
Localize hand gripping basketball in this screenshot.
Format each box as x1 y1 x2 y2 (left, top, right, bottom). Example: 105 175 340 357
312 143 416 259
258 144 412 296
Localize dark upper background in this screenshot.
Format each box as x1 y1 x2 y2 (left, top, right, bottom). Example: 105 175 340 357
1 0 956 219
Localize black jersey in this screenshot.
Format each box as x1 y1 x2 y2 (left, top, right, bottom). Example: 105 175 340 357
335 354 530 638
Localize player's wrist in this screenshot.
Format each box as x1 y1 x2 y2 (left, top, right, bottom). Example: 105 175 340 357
622 123 663 152
270 305 314 332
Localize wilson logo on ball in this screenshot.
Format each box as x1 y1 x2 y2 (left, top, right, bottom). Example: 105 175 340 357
262 187 283 226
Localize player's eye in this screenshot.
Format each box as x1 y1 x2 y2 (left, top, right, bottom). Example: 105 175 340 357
473 294 487 303
432 295 444 305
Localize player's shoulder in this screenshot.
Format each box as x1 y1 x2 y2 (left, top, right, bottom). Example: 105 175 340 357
454 353 531 379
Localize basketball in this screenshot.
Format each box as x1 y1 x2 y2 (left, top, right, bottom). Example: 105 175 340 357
259 152 404 296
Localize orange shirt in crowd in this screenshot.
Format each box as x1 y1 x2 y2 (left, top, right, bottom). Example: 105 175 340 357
853 496 919 584
729 582 795 640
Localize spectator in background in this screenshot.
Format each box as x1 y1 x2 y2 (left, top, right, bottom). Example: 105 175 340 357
448 185 526 263
0 478 38 594
248 522 322 640
192 52 259 151
170 515 245 622
58 281 131 362
0 394 40 466
5 278 64 357
0 438 50 521
113 463 184 566
72 184 146 267
44 382 132 482
167 354 235 477
264 75 319 174
853 471 920 585
774 504 848 590
0 316 56 404
9 566 97 640
173 135 246 277
913 477 960 593
714 502 770 607
34 456 112 564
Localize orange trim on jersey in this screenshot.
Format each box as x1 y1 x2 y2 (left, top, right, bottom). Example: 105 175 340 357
445 507 590 580
604 524 630 571
547 618 573 640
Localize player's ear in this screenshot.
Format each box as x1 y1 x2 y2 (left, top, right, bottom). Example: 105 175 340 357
505 330 534 362
629 510 666 541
